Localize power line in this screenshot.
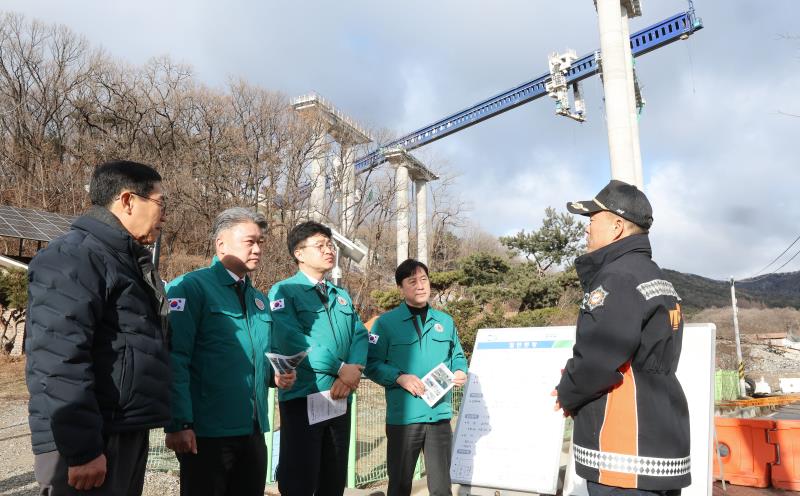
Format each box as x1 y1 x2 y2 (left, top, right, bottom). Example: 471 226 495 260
751 233 800 277
745 243 800 283
770 245 800 274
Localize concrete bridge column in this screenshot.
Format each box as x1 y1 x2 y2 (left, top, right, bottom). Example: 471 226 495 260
395 164 410 265
415 179 429 265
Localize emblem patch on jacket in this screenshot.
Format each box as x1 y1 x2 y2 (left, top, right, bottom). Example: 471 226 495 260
434 323 444 332
337 296 348 306
168 298 186 312
254 298 265 311
368 333 379 344
669 303 682 331
582 286 608 311
270 298 285 311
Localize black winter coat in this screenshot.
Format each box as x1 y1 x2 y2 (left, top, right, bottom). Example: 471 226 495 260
26 207 171 465
557 234 690 491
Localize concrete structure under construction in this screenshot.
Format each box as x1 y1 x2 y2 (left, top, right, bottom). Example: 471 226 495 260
384 148 439 266
292 93 371 236
595 0 644 188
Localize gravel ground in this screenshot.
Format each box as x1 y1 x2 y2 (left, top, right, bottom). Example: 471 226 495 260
0 400 179 496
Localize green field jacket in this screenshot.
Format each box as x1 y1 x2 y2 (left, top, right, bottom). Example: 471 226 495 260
166 257 274 436
268 271 368 402
365 302 468 425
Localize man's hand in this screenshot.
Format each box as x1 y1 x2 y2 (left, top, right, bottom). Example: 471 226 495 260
166 429 197 455
551 389 570 417
338 363 363 389
452 370 467 387
330 378 353 399
275 370 296 390
67 453 107 490
397 374 426 397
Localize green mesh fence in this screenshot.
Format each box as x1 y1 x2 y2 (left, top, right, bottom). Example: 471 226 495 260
353 380 389 486
146 429 179 472
715 369 739 403
352 380 463 487
146 378 465 489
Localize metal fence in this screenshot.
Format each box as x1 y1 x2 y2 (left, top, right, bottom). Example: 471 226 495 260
145 378 464 488
715 369 739 403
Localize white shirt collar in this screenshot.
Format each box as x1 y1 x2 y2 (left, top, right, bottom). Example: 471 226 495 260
301 269 324 286
226 269 244 283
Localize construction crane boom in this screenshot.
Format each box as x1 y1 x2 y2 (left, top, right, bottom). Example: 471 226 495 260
353 10 702 175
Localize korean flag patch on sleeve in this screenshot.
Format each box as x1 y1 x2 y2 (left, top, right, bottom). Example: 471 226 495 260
368 333 379 345
270 298 285 311
168 298 186 312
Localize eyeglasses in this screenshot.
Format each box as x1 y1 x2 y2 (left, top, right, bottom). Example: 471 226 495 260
301 242 336 253
130 193 167 213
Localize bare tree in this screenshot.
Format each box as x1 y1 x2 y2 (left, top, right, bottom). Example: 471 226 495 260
0 14 472 317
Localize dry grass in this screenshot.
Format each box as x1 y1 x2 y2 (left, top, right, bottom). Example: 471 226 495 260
688 306 800 340
0 354 28 401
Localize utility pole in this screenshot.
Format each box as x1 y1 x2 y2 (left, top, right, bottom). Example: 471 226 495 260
730 277 747 398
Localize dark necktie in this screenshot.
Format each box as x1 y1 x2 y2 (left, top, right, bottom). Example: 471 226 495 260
234 279 247 315
316 281 328 308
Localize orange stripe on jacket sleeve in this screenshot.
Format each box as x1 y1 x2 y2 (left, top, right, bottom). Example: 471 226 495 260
598 362 638 488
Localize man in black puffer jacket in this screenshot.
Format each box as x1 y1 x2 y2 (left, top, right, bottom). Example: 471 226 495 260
26 160 171 495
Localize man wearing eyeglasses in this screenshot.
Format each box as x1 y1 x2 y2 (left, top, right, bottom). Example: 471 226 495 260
268 221 368 496
26 160 171 495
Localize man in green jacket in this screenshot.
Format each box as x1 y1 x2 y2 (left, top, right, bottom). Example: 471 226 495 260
366 258 468 496
268 221 368 496
165 207 295 496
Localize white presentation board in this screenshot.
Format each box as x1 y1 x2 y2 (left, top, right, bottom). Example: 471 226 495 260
450 326 576 494
678 324 716 496
453 324 716 496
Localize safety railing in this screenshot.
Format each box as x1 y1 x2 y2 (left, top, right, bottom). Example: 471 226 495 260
291 92 372 142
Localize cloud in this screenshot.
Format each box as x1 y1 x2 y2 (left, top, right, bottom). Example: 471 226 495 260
398 64 441 132
466 148 593 236
647 154 800 279
4 0 799 279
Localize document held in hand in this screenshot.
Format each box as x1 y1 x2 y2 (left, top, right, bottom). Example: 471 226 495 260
420 363 455 407
307 390 347 425
265 348 310 375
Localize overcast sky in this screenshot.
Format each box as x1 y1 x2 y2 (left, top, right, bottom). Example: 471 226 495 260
6 0 799 279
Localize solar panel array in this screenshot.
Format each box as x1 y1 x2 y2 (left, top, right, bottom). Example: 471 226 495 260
0 205 76 243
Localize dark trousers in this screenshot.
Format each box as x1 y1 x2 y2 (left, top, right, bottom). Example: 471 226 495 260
33 430 149 496
277 397 351 496
587 481 682 496
386 420 453 496
177 424 266 496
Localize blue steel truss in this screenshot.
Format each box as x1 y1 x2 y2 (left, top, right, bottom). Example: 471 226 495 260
353 10 702 174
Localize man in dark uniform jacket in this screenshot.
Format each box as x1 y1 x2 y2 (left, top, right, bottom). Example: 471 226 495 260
26 160 171 495
555 180 690 496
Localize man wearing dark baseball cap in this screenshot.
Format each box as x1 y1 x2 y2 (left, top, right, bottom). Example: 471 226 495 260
555 179 691 495
567 178 653 230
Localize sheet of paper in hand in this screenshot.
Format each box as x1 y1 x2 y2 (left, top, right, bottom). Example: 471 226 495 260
307 390 347 425
421 363 455 407
265 347 310 374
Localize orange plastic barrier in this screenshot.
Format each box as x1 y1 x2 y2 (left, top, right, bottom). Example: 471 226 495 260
714 417 777 488
768 419 800 490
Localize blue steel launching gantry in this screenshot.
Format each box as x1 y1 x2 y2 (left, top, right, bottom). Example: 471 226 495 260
292 5 703 267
